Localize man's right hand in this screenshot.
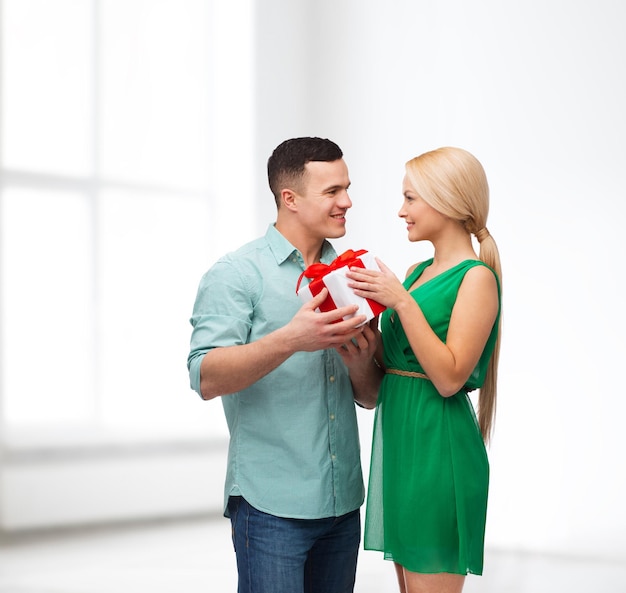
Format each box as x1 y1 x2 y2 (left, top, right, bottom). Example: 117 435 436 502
199 288 367 400
285 288 368 352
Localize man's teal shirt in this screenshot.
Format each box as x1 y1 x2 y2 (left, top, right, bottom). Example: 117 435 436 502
188 224 365 519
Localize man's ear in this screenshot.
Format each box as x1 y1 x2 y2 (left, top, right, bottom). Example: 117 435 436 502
281 189 297 211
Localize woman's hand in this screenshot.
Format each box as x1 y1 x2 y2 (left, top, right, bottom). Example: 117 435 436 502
346 258 410 311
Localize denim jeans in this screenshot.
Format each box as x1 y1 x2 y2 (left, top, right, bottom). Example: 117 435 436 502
227 496 361 593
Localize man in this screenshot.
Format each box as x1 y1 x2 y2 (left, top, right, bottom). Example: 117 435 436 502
187 137 380 593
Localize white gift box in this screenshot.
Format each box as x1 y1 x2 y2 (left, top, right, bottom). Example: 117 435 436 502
296 251 385 326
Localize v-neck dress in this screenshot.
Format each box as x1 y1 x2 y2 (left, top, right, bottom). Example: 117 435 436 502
363 258 501 575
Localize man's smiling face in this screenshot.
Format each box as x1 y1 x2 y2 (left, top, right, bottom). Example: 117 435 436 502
293 158 352 241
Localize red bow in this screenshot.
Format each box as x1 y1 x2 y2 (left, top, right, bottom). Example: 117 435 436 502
296 249 367 293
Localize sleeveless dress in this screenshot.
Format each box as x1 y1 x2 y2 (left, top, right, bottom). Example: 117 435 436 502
363 258 501 576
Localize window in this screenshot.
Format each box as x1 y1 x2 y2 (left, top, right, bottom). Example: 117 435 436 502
0 0 252 444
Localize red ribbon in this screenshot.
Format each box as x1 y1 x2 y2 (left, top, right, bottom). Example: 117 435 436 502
296 249 368 293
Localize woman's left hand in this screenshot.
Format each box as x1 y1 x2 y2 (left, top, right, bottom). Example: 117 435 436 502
346 258 410 310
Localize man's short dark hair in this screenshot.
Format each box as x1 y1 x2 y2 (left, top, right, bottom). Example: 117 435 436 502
267 137 343 207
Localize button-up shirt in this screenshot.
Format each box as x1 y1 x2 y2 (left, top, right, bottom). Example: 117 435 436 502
188 224 364 519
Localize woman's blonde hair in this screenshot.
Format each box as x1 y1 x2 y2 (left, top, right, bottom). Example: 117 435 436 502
405 147 502 443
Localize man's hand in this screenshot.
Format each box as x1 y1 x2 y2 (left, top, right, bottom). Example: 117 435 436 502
284 288 368 352
199 289 367 400
335 317 380 370
335 317 383 409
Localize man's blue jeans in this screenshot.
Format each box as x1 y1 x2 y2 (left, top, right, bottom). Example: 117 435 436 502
227 496 360 593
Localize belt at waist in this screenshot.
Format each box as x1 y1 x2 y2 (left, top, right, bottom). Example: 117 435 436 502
385 368 430 380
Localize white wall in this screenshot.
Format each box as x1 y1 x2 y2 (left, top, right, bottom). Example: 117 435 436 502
251 0 626 561
0 0 249 533
1 442 227 530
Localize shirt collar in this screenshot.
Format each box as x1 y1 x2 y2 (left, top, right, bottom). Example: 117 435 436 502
265 224 337 266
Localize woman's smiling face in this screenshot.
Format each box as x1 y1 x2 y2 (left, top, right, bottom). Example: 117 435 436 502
398 174 445 242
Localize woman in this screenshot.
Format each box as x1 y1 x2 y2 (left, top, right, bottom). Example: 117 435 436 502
347 147 502 593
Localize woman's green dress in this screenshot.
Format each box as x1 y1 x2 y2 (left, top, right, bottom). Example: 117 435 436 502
364 259 501 576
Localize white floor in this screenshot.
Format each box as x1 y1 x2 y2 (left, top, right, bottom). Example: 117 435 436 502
1 516 625 593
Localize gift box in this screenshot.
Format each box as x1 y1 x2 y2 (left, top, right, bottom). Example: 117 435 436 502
296 249 386 325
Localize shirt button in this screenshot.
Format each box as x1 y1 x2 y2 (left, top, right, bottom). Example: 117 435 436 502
330 414 335 420
331 454 336 461
329 375 335 382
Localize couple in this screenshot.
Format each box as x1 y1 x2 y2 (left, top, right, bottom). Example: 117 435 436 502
187 137 502 593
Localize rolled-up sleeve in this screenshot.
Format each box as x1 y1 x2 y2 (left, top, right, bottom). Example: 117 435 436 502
187 258 254 396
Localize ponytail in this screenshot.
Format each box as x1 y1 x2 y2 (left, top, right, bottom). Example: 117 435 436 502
475 229 502 444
